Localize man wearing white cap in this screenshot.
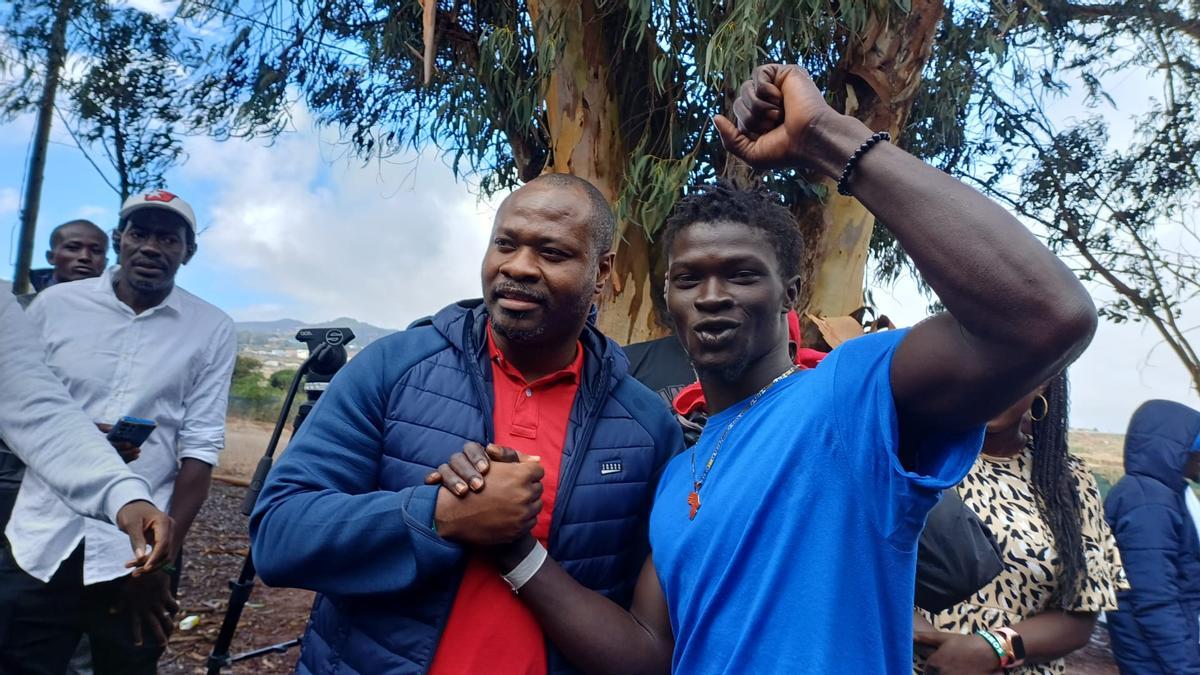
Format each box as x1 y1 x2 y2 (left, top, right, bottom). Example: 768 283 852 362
0 190 236 674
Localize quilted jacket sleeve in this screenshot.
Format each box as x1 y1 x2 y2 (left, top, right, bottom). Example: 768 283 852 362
250 335 464 596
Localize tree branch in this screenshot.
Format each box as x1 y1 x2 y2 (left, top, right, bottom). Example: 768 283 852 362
1057 2 1200 42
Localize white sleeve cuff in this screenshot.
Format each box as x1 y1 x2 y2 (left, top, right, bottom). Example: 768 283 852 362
102 475 155 524
178 446 221 468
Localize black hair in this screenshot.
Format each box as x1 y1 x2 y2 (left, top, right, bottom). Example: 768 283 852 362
49 219 105 248
661 181 803 280
527 173 615 257
1030 371 1087 608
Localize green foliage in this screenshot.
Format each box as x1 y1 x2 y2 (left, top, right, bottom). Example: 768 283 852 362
0 0 211 203
229 355 293 421
921 0 1200 389
617 151 697 239
183 0 889 237
269 368 298 390
231 377 275 403
180 0 1198 386
67 6 199 201
233 354 263 380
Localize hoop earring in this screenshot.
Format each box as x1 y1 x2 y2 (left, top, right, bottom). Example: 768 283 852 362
1030 394 1049 422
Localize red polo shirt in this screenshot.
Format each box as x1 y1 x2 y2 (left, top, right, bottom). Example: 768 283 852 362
428 324 584 675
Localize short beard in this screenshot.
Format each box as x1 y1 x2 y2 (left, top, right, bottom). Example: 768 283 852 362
123 274 171 295
118 267 172 294
493 288 594 347
490 313 548 344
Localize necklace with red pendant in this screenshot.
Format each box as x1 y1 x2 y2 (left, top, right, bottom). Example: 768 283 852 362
688 364 799 520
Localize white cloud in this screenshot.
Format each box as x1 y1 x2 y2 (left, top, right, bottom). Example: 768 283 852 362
115 0 177 19
181 118 505 329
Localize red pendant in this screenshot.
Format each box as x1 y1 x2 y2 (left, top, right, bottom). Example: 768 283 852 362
687 491 701 520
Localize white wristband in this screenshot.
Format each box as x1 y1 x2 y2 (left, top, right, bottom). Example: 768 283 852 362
501 541 548 593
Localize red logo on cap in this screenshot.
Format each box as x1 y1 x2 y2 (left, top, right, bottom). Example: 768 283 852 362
144 190 178 203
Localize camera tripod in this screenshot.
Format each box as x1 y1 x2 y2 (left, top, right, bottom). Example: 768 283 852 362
206 327 355 674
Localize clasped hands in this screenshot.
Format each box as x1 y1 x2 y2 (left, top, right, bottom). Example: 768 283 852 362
427 442 544 563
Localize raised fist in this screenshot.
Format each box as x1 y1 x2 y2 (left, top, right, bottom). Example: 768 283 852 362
715 64 841 172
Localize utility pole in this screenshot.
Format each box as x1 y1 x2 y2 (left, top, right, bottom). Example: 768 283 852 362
13 0 73 295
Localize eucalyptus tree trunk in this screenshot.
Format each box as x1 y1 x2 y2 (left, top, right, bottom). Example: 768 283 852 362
534 0 946 347
793 0 946 346
529 0 664 345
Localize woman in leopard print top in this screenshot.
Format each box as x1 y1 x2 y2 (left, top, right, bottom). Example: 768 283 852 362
914 372 1126 674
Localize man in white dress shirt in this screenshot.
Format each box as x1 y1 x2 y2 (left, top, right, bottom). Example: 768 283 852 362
0 292 174 568
0 190 237 674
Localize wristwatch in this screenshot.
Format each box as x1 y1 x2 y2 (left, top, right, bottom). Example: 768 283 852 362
994 626 1026 668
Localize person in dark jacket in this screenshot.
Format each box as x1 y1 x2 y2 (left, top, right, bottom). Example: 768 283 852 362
1105 399 1200 675
249 173 683 675
14 219 109 308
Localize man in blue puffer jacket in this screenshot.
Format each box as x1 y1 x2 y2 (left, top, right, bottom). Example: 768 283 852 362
250 174 683 675
1105 399 1200 675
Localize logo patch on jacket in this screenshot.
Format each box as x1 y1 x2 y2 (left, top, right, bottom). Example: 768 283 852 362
600 460 623 475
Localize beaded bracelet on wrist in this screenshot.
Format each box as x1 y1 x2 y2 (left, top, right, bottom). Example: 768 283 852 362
836 130 891 196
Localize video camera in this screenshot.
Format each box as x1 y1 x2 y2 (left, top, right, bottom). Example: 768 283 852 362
291 327 355 430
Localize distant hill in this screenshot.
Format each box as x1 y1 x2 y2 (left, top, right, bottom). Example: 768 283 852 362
235 316 395 349
234 318 306 334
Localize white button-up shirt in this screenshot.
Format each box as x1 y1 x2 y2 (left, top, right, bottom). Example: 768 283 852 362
0 293 152 523
7 267 236 583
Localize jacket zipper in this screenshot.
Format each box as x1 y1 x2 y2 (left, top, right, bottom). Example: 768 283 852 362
547 356 612 554
422 316 494 675
465 313 495 443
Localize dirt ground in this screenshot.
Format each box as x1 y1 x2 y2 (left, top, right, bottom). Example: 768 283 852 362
160 420 308 674
167 419 1125 673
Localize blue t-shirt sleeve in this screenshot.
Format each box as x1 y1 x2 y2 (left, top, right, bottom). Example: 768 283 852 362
825 329 983 545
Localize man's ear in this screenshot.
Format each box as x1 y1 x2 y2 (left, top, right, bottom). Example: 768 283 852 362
183 242 198 265
783 274 801 311
44 250 54 265
594 250 615 295
111 229 122 256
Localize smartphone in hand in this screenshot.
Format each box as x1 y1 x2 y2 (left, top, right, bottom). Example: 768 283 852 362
106 416 157 447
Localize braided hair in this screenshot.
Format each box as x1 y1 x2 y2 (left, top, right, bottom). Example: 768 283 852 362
1029 371 1087 608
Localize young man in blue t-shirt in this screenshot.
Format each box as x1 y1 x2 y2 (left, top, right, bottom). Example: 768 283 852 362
433 64 1097 672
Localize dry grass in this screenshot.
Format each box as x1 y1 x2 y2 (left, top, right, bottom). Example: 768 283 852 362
214 418 291 483
1071 430 1126 495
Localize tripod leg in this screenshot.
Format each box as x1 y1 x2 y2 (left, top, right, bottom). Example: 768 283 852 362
206 550 258 675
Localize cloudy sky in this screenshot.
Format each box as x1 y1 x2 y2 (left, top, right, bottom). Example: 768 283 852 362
1 54 1196 433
